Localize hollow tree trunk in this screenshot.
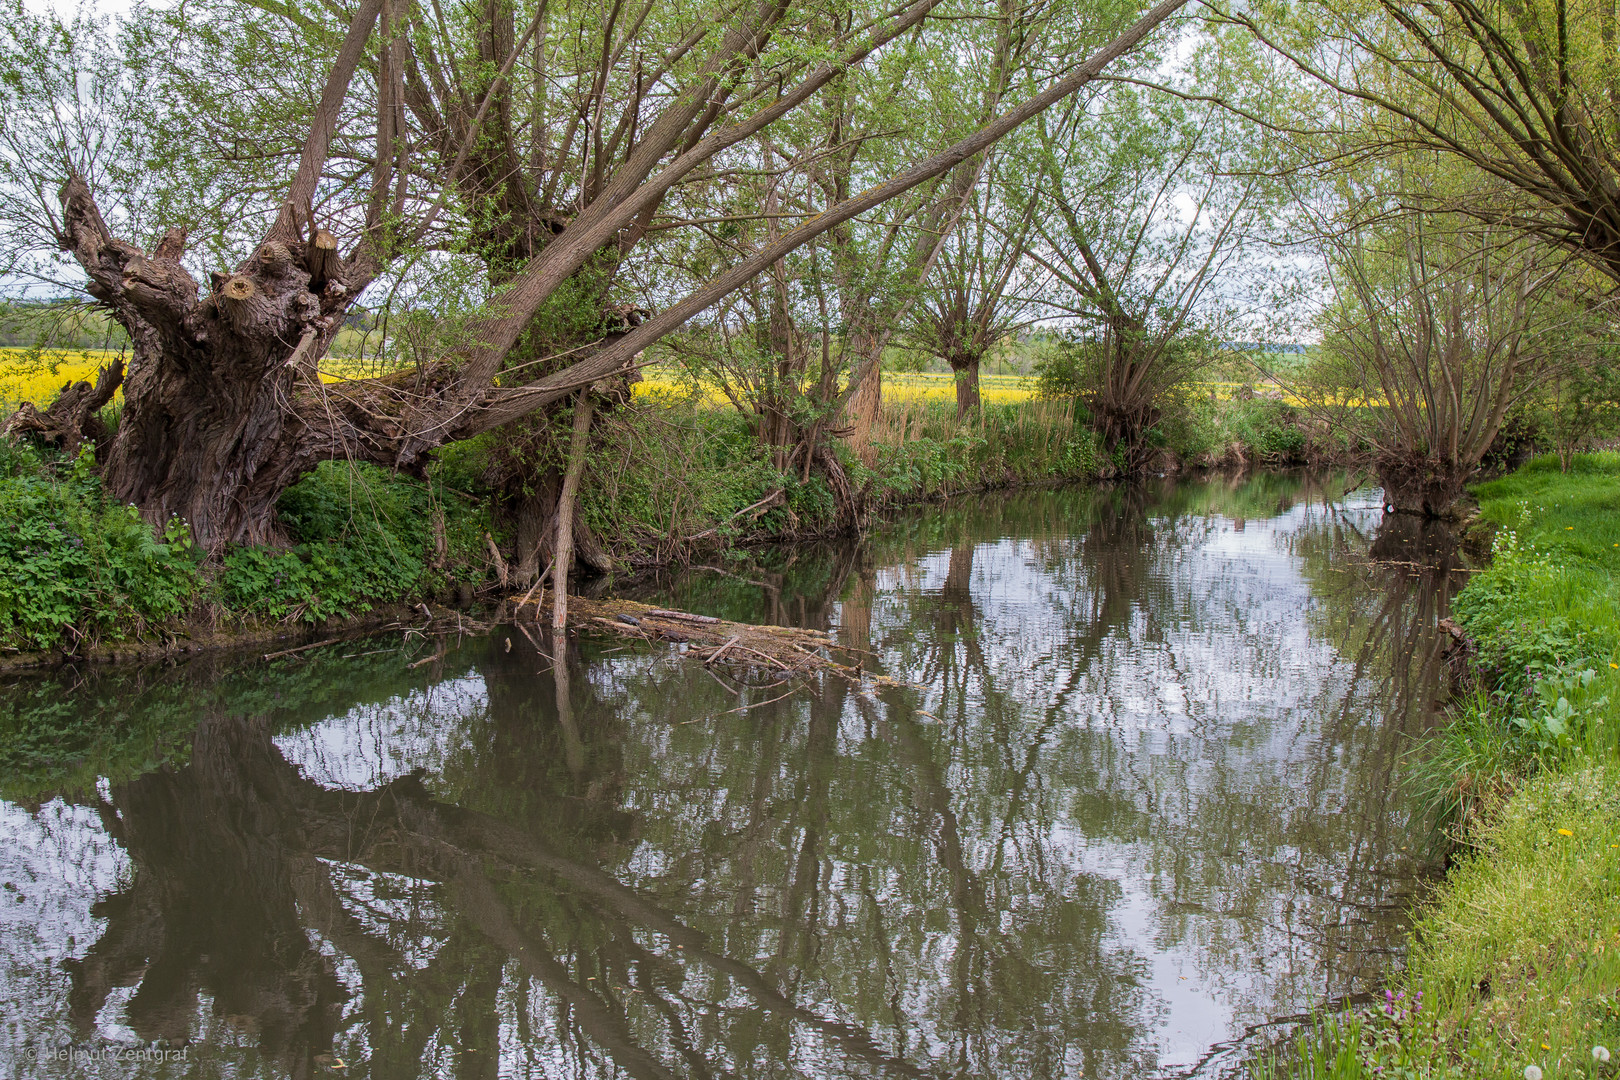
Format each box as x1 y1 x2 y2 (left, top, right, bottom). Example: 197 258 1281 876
949 352 981 419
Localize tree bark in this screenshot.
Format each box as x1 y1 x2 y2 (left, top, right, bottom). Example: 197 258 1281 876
951 353 981 419
551 394 594 630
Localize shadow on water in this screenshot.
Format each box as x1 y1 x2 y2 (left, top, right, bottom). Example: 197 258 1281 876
0 473 1472 1079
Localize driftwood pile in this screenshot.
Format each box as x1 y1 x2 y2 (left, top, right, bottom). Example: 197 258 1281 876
510 591 862 680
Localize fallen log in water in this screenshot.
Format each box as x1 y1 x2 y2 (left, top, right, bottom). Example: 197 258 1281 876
509 590 862 680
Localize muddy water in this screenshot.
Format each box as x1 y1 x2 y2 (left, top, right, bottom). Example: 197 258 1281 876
0 474 1466 1079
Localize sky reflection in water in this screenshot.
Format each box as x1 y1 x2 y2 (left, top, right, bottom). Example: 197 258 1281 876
0 473 1464 1079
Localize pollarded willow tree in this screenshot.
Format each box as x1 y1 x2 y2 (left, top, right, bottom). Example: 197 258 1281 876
1026 80 1277 469
0 0 1187 551
1302 210 1566 515
902 140 1047 419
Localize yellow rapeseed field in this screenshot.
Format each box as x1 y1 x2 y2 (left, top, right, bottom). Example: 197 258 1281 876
0 348 407 408
0 348 123 407
632 367 1039 405
1 351 1360 412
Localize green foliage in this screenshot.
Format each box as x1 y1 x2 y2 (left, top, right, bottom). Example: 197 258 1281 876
0 443 496 649
0 444 198 649
1535 357 1620 472
1224 399 1309 461
860 428 986 497
220 461 490 622
0 300 129 350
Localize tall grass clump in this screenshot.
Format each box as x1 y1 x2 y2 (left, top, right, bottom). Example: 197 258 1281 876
578 398 839 553
860 397 1100 499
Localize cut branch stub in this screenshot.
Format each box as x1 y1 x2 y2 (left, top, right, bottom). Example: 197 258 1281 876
257 240 294 276
306 229 340 287
220 274 256 305
216 273 280 334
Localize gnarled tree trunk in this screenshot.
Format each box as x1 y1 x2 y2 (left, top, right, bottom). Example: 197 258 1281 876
57 179 370 546
1376 455 1471 518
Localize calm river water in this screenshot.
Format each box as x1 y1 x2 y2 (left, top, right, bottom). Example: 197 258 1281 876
0 474 1466 1079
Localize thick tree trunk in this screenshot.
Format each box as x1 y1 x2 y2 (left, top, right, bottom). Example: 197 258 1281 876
50 179 365 547
950 352 981 419
1376 455 1471 518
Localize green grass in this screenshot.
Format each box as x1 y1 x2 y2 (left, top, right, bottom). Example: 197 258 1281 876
1258 454 1620 1080
1257 767 1620 1080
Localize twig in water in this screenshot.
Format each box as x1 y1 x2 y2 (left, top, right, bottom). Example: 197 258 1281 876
263 636 345 661
718 684 805 715
409 646 451 670
704 635 742 666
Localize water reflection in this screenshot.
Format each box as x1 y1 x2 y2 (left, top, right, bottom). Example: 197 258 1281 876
0 475 1466 1078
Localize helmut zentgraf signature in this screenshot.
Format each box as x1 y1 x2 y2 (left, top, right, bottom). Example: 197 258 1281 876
25 1043 189 1063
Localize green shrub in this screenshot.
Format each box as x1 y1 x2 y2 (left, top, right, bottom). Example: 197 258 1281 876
0 445 198 649
220 460 487 622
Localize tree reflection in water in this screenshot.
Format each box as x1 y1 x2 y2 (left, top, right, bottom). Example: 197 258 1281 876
0 476 1463 1078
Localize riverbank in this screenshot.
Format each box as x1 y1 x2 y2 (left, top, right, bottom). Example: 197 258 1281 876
1261 454 1620 1079
0 391 1325 663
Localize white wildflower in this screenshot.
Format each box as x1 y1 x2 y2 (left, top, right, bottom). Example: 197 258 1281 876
1524 1067 1543 1080
1594 1045 1612 1063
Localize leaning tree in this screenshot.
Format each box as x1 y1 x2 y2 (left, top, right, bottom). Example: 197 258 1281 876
0 0 1188 551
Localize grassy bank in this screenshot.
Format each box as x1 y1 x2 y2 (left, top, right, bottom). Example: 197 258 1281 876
1259 454 1620 1080
0 380 1320 658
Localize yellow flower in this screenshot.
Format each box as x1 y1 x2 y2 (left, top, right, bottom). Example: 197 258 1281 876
1567 526 1575 530
1558 828 1574 836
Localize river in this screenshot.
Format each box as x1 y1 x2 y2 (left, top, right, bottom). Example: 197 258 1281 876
0 473 1465 1079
